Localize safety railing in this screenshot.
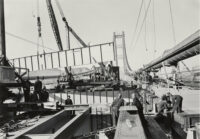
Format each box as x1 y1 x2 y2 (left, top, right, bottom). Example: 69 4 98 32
49 88 133 105
10 42 115 72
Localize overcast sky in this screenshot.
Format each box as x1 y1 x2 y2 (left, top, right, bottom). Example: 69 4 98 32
4 0 200 70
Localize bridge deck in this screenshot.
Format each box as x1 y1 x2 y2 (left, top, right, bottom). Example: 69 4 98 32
145 117 168 139
114 106 147 139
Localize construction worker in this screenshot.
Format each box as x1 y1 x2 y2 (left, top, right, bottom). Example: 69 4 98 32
23 79 31 102
131 93 147 126
41 86 49 102
34 76 42 101
156 95 169 115
111 93 124 126
65 95 73 105
156 95 173 137
56 79 61 92
67 70 74 88
65 95 74 116
166 92 183 113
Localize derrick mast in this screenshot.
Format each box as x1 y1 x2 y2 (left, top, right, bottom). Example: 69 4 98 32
0 0 6 65
46 0 63 51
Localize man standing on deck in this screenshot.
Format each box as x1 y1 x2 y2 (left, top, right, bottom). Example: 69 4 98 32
65 95 74 116
166 93 183 113
34 76 42 101
65 95 73 105
23 79 31 102
111 93 124 126
131 93 147 126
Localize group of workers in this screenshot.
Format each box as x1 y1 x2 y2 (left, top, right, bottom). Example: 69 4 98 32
157 92 183 115
23 76 49 102
33 76 49 102
91 62 119 82
111 87 147 126
111 86 184 127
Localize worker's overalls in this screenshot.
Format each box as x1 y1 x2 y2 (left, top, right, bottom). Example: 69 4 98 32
172 95 183 113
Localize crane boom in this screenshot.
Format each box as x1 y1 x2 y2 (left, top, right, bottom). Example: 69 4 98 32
55 0 88 48
46 0 63 51
68 26 88 48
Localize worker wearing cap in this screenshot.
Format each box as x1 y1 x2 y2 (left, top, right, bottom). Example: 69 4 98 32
111 93 124 126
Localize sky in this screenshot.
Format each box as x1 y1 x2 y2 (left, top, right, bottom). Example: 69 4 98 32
4 0 200 70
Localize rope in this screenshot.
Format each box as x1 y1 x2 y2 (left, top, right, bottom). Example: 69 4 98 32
133 0 152 51
130 0 144 48
6 32 56 51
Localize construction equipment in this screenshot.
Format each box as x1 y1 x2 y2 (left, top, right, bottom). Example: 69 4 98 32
0 0 15 85
46 0 88 50
46 0 63 51
55 0 88 49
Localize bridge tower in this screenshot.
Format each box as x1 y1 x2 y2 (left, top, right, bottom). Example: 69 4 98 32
113 32 134 81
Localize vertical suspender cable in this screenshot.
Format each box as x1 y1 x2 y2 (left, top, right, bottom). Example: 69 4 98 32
152 0 157 58
144 0 148 51
133 0 152 50
168 0 176 44
130 0 144 48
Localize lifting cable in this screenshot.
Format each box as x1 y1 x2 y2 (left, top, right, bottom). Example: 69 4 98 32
36 0 45 55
